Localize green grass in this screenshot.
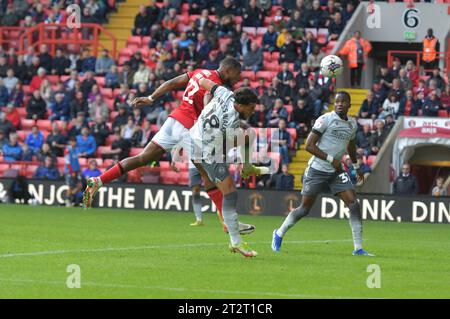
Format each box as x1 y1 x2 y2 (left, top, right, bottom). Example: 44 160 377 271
0 204 449 298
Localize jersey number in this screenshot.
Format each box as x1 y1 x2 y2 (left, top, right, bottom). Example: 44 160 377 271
183 79 199 105
339 173 349 183
203 114 220 130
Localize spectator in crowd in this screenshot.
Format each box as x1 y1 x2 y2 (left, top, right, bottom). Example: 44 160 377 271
376 66 393 95
384 114 395 133
389 57 402 79
359 91 378 119
422 90 441 117
427 68 446 93
242 0 263 27
105 65 120 89
25 125 44 155
51 48 71 76
405 60 419 87
398 69 412 91
29 67 46 92
380 92 400 119
101 127 130 160
34 156 60 180
272 119 291 165
274 164 295 190
243 42 263 73
277 62 294 89
4 105 20 128
46 122 66 157
77 48 96 74
286 10 306 41
8 82 24 107
3 68 18 94
370 120 388 155
0 130 7 149
307 0 324 28
432 176 447 197
82 159 102 179
38 44 53 73
80 71 97 98
289 99 310 138
0 111 15 137
263 24 279 53
118 63 134 88
113 104 130 129
2 132 22 161
36 142 55 163
49 92 70 121
133 62 151 88
133 5 152 36
1 5 20 26
306 46 325 72
342 2 355 23
356 124 372 156
344 156 358 185
121 118 142 147
0 78 9 106
195 32 211 63
70 91 89 119
8 175 32 204
411 91 425 117
328 11 345 41
249 104 267 128
76 127 97 158
399 89 414 116
339 30 372 88
89 95 109 121
157 103 171 128
390 78 404 101
90 116 110 147
95 49 115 76
393 163 419 195
357 155 371 174
266 98 289 127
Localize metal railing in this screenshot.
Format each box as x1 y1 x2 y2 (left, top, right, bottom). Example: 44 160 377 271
0 23 117 58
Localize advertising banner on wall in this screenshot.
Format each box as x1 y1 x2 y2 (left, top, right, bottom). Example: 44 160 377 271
403 117 450 129
0 179 449 224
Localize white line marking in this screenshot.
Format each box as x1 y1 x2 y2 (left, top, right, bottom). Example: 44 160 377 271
0 239 352 258
0 277 360 299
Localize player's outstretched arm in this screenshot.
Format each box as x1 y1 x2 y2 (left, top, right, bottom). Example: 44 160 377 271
198 78 219 92
305 131 342 172
131 73 190 108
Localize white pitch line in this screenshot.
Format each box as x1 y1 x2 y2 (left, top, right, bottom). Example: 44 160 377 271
0 239 352 259
0 277 359 299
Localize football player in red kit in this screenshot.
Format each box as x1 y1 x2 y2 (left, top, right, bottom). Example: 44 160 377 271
83 58 256 234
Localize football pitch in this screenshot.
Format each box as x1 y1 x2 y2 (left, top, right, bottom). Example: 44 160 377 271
0 204 449 299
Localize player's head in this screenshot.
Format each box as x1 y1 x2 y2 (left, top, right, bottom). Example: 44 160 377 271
218 57 242 87
234 87 258 119
334 91 351 117
233 87 258 120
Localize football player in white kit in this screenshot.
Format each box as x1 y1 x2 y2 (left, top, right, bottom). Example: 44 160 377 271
186 78 262 257
272 91 374 256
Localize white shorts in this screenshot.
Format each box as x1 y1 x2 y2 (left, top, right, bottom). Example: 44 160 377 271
151 117 189 152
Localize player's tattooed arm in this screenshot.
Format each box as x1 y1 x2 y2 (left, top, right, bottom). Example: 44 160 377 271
347 139 364 183
305 131 342 172
131 74 190 108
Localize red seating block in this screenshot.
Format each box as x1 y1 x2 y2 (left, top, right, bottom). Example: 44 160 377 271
438 110 448 118
21 119 35 130
100 88 113 99
37 119 52 132
241 71 256 81
129 147 144 157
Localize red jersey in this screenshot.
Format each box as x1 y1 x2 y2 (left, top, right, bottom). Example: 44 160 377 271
169 69 223 129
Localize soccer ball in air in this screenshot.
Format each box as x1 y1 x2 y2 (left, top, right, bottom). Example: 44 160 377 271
320 55 343 78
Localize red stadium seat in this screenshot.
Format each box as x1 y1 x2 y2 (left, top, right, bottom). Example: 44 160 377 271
103 159 114 168
367 156 376 166
241 71 256 81
178 171 189 185
105 135 116 146
37 119 52 132
159 161 170 170
78 158 87 166
16 130 28 142
160 171 179 184
47 75 60 84
438 110 448 117
256 71 276 82
129 148 144 157
97 146 111 157
95 77 106 87
26 165 39 178
0 164 10 175
126 36 142 47
100 88 113 99
21 119 35 130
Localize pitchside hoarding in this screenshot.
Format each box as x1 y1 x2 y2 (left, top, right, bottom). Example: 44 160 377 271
0 179 449 224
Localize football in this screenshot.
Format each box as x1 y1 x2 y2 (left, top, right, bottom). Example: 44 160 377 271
320 55 344 78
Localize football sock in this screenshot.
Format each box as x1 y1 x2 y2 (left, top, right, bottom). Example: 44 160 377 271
222 192 241 246
207 188 224 224
99 162 124 185
277 205 310 238
192 193 202 221
348 201 363 251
